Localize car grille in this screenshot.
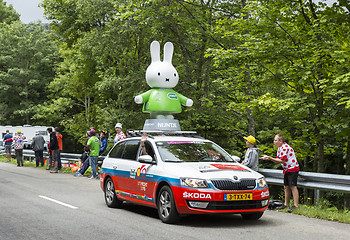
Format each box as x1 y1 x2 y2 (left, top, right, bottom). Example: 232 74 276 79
211 179 256 190
186 200 265 210
207 200 263 210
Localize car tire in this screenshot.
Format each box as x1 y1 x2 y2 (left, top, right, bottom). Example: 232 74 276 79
241 211 264 220
157 185 180 224
104 177 122 208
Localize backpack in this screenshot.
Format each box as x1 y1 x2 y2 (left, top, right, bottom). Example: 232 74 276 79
268 200 284 210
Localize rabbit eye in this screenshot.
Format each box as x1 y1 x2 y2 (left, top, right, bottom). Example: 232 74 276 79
158 72 161 76
174 73 177 77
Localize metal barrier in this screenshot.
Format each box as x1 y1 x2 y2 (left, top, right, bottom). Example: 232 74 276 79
4 149 350 194
258 169 350 193
15 149 105 166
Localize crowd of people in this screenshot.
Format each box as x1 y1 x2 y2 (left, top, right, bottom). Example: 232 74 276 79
2 122 126 179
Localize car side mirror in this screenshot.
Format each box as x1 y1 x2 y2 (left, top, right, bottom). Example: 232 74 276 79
138 155 154 164
231 155 240 162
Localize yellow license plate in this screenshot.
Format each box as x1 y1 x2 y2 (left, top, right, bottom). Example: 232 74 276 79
224 193 253 201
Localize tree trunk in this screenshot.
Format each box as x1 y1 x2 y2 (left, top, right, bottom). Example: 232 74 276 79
346 136 350 175
244 66 255 136
316 139 325 173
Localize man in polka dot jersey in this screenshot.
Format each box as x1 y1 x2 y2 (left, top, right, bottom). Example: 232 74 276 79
260 133 299 212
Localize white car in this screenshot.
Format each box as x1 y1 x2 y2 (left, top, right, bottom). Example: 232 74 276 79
100 133 269 223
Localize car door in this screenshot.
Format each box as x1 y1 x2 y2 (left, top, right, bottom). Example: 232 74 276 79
116 139 141 199
105 141 126 193
132 140 158 204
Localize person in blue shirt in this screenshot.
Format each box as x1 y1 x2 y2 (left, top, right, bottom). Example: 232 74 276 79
99 130 108 155
3 130 13 162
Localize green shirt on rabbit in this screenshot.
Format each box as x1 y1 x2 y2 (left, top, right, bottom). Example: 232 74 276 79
140 88 189 113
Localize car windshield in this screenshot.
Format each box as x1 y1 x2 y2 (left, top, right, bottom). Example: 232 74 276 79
37 131 47 136
156 140 234 162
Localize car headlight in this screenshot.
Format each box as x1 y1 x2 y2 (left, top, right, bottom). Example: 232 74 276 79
257 177 267 188
181 178 209 188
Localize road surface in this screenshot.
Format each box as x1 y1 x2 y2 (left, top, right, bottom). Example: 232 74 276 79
0 162 348 240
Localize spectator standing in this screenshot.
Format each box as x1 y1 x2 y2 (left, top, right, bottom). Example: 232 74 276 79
260 133 300 212
12 130 26 167
96 130 108 176
47 128 60 173
32 131 45 167
99 130 108 155
114 123 125 145
242 135 259 171
55 127 63 170
3 130 13 162
87 128 99 179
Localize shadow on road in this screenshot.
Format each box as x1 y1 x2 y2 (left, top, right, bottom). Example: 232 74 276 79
120 203 275 228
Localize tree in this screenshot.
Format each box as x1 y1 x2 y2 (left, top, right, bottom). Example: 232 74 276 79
209 0 350 173
0 22 60 125
0 0 20 24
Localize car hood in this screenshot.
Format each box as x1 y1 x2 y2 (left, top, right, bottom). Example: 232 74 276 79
164 162 263 180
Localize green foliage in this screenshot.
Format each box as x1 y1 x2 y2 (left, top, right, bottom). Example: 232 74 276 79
295 199 350 224
1 0 349 178
0 21 60 125
0 0 20 24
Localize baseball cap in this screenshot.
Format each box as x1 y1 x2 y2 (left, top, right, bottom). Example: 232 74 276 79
244 135 256 144
86 131 91 136
115 123 122 129
90 128 96 136
17 130 21 134
101 130 107 135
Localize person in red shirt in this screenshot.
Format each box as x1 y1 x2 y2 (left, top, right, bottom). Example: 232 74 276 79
55 127 63 170
260 133 299 212
12 130 26 167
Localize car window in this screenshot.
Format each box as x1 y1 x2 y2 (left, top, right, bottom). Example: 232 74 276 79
139 141 156 160
121 140 140 160
156 141 234 162
109 141 126 158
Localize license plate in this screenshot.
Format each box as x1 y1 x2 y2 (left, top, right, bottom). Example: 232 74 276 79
224 193 253 201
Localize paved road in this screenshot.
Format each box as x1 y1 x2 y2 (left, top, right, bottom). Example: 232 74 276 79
0 161 349 240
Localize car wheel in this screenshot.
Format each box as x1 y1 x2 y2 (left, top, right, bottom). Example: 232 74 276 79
241 211 264 220
104 177 122 208
157 185 180 224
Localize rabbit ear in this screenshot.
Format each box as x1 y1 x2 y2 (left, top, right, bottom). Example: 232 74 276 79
163 42 173 64
150 40 160 62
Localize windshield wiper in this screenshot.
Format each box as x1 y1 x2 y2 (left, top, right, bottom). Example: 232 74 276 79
163 159 183 162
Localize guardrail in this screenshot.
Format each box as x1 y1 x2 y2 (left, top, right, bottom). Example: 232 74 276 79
3 149 350 195
5 149 105 166
258 168 350 196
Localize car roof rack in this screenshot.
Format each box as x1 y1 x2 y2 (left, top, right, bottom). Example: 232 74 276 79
126 130 203 139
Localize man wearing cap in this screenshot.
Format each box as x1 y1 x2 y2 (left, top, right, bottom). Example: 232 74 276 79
86 128 99 179
242 135 259 171
114 123 126 145
12 130 26 167
32 131 45 167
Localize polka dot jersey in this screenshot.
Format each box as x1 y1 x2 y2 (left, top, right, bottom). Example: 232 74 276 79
277 142 299 174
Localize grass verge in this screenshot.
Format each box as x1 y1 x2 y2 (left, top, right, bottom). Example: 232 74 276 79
276 203 350 224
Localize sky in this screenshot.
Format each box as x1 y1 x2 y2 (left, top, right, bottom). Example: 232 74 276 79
4 0 48 24
4 0 339 24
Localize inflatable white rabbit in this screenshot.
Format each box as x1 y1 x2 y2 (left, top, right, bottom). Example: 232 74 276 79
134 40 193 119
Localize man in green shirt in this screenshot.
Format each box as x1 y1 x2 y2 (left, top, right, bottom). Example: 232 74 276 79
87 128 99 179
